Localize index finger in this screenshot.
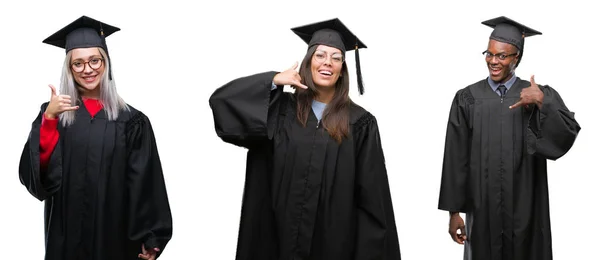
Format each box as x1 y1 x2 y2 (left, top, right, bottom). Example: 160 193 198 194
61 106 80 111
293 80 308 89
509 100 524 109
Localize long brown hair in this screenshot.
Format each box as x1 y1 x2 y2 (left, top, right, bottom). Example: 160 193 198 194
295 45 351 143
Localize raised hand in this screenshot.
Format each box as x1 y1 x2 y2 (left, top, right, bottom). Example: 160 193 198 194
510 75 544 110
273 62 308 89
44 84 79 119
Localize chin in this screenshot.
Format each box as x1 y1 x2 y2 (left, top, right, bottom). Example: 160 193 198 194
488 73 504 82
314 78 337 89
77 82 100 91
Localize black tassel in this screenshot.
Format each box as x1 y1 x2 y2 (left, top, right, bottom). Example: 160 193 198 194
354 44 364 95
108 58 113 80
516 36 524 68
103 42 114 81
100 23 113 80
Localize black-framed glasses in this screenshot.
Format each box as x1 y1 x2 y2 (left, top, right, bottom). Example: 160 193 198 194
71 57 104 72
482 51 518 61
313 50 344 64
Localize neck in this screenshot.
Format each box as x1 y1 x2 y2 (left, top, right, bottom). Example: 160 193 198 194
78 86 101 99
496 72 515 84
314 86 335 104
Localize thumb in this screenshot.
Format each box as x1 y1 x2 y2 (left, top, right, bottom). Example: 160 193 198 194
530 74 536 87
48 84 57 97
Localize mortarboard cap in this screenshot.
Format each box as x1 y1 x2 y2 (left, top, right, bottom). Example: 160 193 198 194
43 16 120 79
291 18 368 95
482 16 542 67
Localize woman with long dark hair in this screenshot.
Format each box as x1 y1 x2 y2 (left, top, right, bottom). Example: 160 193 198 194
209 18 401 259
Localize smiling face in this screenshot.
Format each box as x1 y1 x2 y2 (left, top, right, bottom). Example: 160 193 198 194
310 44 344 89
70 47 105 92
485 39 519 83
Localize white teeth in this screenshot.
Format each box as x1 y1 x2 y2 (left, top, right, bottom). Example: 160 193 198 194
319 71 332 75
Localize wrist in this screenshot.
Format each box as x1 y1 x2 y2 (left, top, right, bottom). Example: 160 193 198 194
44 112 57 120
272 73 281 86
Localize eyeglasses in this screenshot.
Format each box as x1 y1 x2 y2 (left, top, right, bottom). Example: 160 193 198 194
482 51 518 61
313 50 344 65
71 57 104 72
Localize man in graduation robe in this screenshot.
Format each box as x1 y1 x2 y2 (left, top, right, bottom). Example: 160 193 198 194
438 16 581 260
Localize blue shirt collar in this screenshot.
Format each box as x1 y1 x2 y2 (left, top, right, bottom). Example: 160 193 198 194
488 74 517 92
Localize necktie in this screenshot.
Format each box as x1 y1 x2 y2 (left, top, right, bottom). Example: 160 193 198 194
498 85 507 98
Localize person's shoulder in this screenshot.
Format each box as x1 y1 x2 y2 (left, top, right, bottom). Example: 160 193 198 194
463 78 487 92
451 79 487 104
116 103 148 125
349 101 376 128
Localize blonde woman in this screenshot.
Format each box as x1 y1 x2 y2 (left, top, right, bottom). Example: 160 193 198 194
19 16 172 260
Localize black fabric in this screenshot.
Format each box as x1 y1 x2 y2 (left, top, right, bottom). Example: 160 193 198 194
42 15 119 53
209 71 401 260
438 78 580 260
19 102 172 260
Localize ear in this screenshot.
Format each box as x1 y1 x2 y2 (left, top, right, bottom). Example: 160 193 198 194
509 57 518 72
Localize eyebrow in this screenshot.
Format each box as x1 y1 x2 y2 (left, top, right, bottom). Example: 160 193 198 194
315 49 343 55
71 55 102 61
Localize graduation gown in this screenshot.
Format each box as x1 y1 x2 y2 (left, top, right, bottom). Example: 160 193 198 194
19 101 173 260
209 71 401 260
438 77 580 260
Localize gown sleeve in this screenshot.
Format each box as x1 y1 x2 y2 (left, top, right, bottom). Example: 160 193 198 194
40 113 60 170
353 112 402 260
526 85 581 160
438 89 472 213
19 102 62 201
208 71 284 148
125 111 173 256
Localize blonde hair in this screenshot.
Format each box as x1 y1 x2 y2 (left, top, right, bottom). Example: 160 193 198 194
59 47 128 127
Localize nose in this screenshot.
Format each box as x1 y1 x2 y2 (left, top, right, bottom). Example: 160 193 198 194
83 62 94 73
323 55 332 66
489 55 501 64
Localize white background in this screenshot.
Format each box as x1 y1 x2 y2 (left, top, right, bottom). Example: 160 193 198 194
0 0 598 259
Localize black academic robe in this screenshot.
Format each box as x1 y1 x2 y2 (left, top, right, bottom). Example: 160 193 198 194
209 71 401 260
438 78 580 260
19 101 172 260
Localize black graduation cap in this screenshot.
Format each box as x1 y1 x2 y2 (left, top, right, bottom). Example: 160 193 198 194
291 18 368 95
43 15 120 79
482 16 542 67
